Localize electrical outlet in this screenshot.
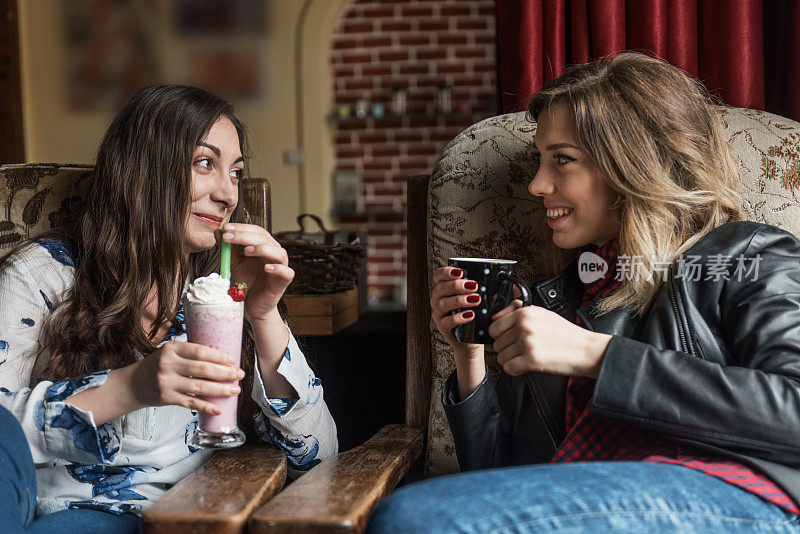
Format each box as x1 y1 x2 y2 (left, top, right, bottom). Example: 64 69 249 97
283 149 303 165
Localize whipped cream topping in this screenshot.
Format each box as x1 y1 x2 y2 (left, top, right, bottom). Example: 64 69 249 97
184 273 234 305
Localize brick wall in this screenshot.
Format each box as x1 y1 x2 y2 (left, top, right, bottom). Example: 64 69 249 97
330 0 497 306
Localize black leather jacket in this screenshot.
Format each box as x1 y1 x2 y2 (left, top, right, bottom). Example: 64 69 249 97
442 220 800 506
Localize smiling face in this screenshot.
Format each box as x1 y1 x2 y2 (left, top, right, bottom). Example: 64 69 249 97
528 103 621 249
184 115 244 253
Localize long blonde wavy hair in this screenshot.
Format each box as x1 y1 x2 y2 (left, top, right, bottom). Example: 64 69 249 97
528 52 744 317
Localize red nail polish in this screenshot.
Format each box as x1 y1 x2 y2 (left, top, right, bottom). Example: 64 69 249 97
466 294 481 303
463 311 474 319
451 268 463 277
465 281 478 290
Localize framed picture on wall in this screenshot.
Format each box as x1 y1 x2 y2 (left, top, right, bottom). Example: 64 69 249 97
174 0 267 36
185 46 262 101
64 0 158 111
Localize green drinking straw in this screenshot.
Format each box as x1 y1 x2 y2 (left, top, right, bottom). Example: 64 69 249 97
220 223 231 280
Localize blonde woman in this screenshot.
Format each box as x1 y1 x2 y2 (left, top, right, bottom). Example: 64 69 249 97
367 52 800 532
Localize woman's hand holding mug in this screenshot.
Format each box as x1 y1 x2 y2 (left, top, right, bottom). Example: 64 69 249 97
430 266 485 360
432 258 533 401
489 302 614 379
431 266 487 400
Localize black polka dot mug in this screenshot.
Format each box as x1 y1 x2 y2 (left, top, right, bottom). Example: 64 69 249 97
448 257 533 345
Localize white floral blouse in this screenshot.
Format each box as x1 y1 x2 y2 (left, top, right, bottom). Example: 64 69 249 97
0 240 338 517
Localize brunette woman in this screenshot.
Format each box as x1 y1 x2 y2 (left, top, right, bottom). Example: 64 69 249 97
0 85 336 533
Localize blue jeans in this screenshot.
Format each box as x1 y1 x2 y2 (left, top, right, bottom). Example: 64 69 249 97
0 405 141 534
366 461 800 533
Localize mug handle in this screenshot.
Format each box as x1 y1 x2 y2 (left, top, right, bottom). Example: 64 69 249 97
498 271 533 307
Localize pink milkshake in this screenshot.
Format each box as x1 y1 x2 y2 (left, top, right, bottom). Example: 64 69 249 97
183 273 246 449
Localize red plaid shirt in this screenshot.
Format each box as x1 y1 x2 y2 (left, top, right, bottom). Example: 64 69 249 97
550 237 799 515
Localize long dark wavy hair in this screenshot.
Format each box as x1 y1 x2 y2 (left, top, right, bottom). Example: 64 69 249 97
1 85 267 428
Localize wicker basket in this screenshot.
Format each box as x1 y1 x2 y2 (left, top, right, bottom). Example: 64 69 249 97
275 214 365 294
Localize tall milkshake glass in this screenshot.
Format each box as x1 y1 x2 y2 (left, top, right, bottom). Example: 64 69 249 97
184 275 246 449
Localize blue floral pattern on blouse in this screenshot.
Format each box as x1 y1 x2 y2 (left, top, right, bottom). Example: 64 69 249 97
67 500 143 515
33 400 45 430
45 371 121 463
184 419 200 453
39 290 53 311
38 239 74 268
265 398 299 417
166 305 186 339
255 416 321 472
66 464 152 501
44 371 108 403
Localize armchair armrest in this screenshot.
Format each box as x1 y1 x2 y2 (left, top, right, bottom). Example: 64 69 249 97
143 443 287 534
241 178 272 233
249 424 423 533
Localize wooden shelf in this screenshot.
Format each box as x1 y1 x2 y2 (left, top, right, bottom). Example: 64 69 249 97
284 288 359 336
334 211 405 223
328 111 492 124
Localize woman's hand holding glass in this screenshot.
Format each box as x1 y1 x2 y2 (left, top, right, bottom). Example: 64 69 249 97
130 341 244 415
67 341 244 427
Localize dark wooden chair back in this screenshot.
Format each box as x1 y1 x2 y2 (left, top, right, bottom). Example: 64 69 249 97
405 174 433 482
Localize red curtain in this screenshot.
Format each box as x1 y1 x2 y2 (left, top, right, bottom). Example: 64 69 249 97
496 0 800 122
